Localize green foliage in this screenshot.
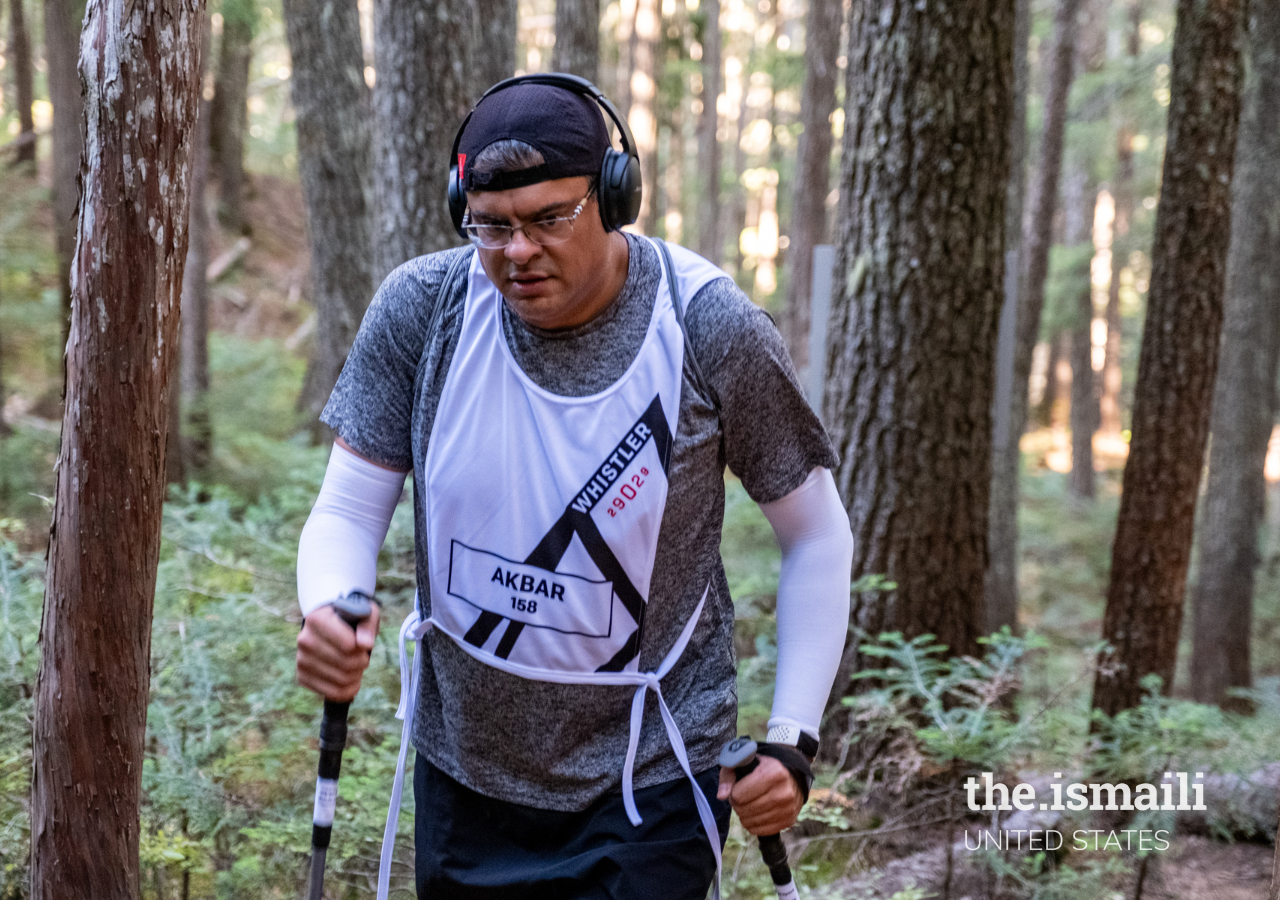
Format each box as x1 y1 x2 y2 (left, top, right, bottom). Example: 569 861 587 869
1041 243 1094 336
0 425 58 530
200 333 326 503
847 630 1046 780
0 166 62 410
1088 675 1228 785
0 525 41 899
140 479 419 897
215 0 261 35
0 470 420 896
979 850 1131 900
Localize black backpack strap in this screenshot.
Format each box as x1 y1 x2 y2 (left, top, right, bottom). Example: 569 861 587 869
656 239 721 415
438 246 476 330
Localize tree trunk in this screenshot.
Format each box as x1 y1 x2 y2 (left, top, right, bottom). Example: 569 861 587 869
629 0 659 234
372 0 474 282
729 78 750 274
166 339 185 485
181 32 213 474
1068 206 1096 500
615 0 636 117
0 290 8 436
695 0 721 263
473 0 516 96
1102 0 1144 436
780 0 842 368
1190 0 1280 711
1271 806 1280 900
43 0 85 352
30 0 202 894
553 0 599 81
285 0 375 436
985 0 1032 633
662 93 684 242
211 4 253 233
1068 317 1096 496
1035 331 1066 428
1009 0 1080 460
8 0 37 165
823 0 1013 700
1067 4 1104 502
1092 0 1246 718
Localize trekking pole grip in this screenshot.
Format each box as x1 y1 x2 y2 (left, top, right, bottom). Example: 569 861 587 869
718 736 799 900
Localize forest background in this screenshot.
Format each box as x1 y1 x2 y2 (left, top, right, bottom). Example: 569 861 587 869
2 0 1280 897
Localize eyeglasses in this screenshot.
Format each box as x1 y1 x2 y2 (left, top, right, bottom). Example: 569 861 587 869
463 189 594 249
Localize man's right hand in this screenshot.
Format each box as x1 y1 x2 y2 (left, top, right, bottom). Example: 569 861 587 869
296 602 381 702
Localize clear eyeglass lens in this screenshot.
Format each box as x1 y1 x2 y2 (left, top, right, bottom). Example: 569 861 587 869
465 225 512 248
464 195 590 249
465 217 575 249
525 218 574 245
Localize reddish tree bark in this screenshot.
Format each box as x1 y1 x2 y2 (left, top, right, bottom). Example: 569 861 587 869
30 0 203 895
1092 0 1246 717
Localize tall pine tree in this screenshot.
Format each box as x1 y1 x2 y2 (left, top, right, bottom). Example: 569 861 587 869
1093 0 1247 717
1190 0 1280 710
31 0 203 893
822 0 1014 731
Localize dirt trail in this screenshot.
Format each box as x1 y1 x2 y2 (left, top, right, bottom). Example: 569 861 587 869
1143 836 1272 900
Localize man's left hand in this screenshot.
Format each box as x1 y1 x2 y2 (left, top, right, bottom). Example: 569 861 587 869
716 755 804 835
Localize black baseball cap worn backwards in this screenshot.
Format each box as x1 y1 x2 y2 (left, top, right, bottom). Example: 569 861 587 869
457 82 612 193
447 73 643 236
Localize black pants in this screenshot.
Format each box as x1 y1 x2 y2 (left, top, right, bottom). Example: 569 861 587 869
414 754 731 899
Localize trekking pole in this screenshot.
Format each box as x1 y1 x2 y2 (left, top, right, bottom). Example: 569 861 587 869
718 736 799 900
306 591 375 900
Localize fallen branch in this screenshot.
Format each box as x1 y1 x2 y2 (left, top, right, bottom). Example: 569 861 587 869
206 237 251 282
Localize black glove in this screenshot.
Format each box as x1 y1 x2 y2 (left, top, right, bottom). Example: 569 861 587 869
755 742 815 804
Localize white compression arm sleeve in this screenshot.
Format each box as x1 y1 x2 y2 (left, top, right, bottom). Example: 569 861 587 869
758 467 854 745
297 443 408 617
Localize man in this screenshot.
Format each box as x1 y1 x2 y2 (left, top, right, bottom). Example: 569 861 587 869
295 76 853 899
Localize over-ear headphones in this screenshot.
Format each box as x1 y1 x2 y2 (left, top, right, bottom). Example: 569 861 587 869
447 73 643 239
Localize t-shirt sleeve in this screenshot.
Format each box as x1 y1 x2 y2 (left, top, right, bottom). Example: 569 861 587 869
685 278 837 503
321 250 463 471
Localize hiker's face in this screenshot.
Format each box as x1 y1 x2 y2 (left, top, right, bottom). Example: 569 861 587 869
467 176 625 331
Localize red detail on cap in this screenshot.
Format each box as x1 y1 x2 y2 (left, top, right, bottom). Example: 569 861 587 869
458 153 466 179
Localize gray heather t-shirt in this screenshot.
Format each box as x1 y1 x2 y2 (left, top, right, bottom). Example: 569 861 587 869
323 234 835 811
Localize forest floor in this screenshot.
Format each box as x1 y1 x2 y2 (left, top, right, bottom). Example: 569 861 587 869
798 829 1269 900
204 174 312 342
2 164 1278 899
806 834 1274 899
